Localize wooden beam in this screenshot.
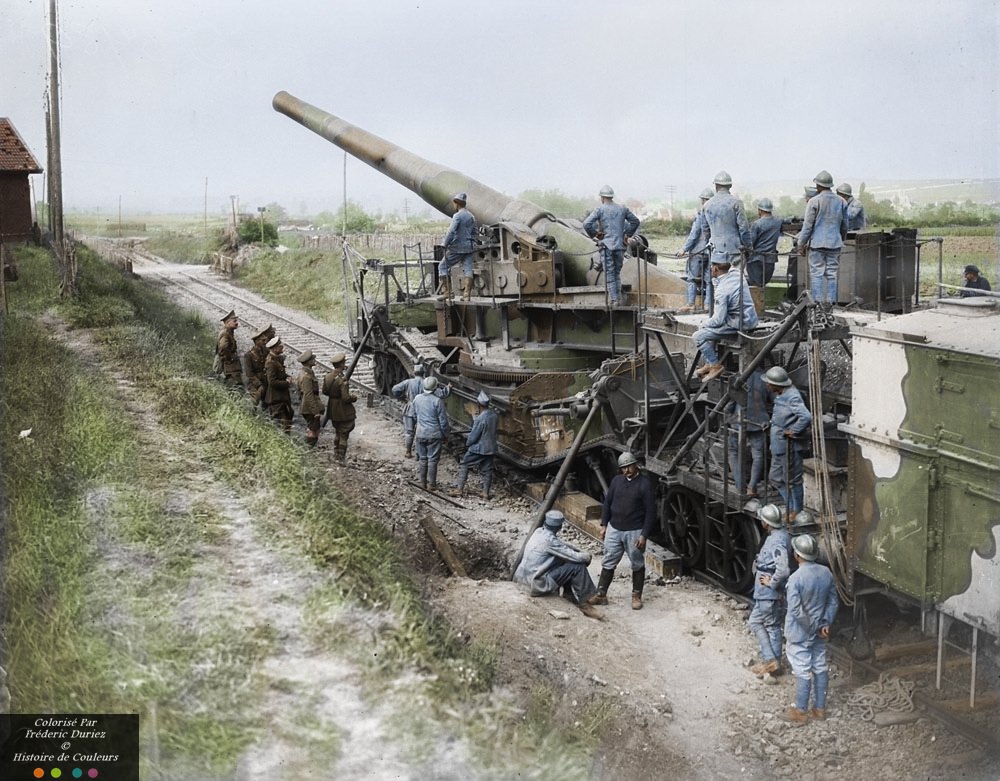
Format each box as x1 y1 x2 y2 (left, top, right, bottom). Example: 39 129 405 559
873 639 939 662
418 512 467 578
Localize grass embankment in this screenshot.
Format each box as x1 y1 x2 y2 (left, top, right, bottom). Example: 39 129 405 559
1 244 613 778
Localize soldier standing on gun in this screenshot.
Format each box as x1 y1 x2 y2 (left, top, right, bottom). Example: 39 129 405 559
438 192 477 301
583 186 640 307
836 183 867 231
798 170 848 307
322 351 358 464
701 171 752 296
677 187 714 312
216 310 243 387
296 350 324 447
244 324 274 408
264 336 293 432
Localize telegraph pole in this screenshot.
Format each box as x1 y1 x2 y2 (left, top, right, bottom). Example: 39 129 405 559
47 0 72 294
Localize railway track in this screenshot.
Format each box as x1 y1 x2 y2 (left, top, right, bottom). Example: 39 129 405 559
86 237 999 758
87 238 379 394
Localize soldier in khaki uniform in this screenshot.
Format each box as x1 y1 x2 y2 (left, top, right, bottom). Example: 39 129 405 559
264 336 293 432
243 324 274 408
322 351 357 463
296 350 324 447
216 310 243 387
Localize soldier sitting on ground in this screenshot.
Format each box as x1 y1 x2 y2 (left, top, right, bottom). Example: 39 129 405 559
514 510 602 619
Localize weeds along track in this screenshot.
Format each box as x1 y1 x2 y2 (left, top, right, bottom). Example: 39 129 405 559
90 239 380 395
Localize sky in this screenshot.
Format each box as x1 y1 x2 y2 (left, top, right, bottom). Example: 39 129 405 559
3 0 999 217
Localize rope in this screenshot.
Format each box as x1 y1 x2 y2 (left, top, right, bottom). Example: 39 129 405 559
806 331 854 605
846 673 916 721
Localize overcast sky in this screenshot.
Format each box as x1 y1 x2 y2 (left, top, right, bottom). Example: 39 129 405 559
3 0 999 216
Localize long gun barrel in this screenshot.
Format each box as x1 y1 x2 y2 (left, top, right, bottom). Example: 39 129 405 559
273 91 684 294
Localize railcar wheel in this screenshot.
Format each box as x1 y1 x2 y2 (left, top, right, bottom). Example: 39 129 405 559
704 511 761 594
659 487 705 569
373 352 406 396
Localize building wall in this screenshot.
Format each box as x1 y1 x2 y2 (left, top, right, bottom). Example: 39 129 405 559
0 173 33 241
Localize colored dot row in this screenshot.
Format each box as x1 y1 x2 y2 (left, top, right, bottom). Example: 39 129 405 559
33 769 99 779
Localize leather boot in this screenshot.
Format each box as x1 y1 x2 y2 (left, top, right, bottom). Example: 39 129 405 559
631 568 645 610
461 277 472 300
694 294 704 312
439 276 452 300
589 568 614 605
749 285 765 316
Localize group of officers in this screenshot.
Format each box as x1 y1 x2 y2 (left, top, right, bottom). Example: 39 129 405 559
214 310 500 495
214 310 357 462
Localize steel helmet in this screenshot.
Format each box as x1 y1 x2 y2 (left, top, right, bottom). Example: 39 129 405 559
476 390 490 405
414 364 426 376
599 185 615 198
763 366 792 387
617 451 638 468
699 187 714 200
757 197 774 213
757 503 784 528
813 170 834 189
453 192 468 204
836 182 853 196
543 509 565 528
791 510 815 529
713 170 733 187
422 376 439 392
792 533 819 561
804 186 818 199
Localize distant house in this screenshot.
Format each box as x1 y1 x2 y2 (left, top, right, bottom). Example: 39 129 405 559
0 118 43 242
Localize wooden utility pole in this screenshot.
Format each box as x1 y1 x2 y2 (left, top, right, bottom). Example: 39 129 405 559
47 0 74 296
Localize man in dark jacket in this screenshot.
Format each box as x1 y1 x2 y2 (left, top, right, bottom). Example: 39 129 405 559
960 264 991 297
592 452 656 610
216 310 243 387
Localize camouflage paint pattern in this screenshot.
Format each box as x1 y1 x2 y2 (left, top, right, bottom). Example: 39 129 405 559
844 300 1000 634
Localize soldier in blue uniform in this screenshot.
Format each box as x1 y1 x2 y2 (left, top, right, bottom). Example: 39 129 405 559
583 185 640 306
783 534 839 724
677 187 714 312
692 260 759 383
411 376 450 490
726 368 770 500
701 171 751 271
763 366 812 521
836 183 867 231
798 171 849 305
514 510 601 618
749 504 793 677
449 391 499 499
438 192 477 300
746 198 783 289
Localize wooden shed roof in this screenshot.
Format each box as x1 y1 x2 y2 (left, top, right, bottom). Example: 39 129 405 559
0 118 43 174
